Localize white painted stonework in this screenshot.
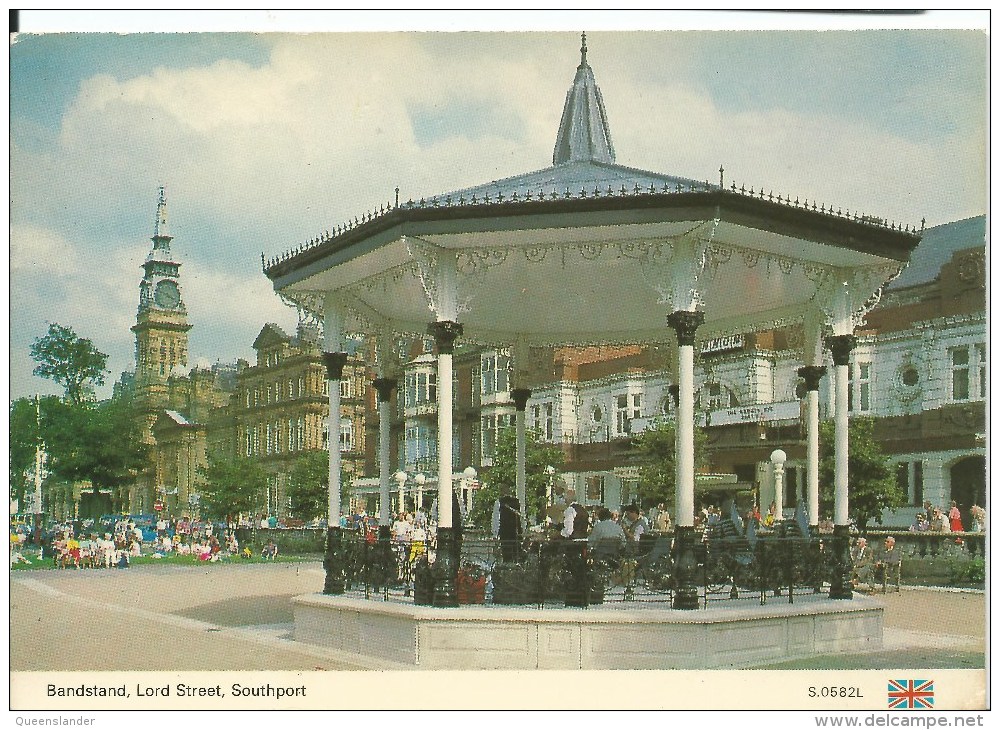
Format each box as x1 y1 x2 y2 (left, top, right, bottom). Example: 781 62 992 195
293 593 883 670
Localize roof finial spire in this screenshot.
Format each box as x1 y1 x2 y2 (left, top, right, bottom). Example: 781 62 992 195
580 31 588 68
153 186 171 241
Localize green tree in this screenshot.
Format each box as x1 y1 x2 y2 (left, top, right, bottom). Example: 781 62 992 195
285 449 352 521
30 323 109 405
633 418 709 510
9 397 43 508
196 454 271 521
819 417 903 533
37 394 148 514
469 427 566 530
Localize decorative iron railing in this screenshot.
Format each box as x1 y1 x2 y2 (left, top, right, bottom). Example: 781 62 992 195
326 529 839 609
263 180 924 274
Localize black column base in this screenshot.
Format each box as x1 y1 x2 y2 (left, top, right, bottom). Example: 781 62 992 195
433 527 459 607
808 525 823 593
377 524 396 586
323 527 347 595
671 525 700 610
564 542 590 608
828 524 854 600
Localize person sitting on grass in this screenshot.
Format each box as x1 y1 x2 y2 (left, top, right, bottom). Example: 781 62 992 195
209 535 222 562
10 532 31 566
261 539 278 560
242 546 253 559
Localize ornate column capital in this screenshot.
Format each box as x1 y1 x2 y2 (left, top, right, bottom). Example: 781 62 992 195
427 320 464 354
797 365 828 392
666 310 705 347
826 334 857 367
372 377 397 403
511 388 532 411
322 352 349 381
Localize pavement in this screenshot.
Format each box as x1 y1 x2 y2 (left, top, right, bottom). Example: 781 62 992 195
9 560 986 671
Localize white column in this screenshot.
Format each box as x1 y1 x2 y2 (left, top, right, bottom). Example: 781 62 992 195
324 302 344 527
515 408 527 522
667 311 702 528
805 387 821 525
801 309 826 529
437 349 454 528
677 343 695 526
827 335 855 526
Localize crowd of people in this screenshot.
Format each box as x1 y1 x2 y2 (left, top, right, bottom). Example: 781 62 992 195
8 512 295 569
907 500 987 536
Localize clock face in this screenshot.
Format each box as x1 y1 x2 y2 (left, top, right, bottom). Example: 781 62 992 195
154 280 181 308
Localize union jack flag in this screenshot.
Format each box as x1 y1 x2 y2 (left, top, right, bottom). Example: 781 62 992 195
887 679 934 709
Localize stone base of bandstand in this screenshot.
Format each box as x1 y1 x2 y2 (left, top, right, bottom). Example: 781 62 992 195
292 592 883 670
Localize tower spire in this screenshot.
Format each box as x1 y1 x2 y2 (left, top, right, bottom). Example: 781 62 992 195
553 33 615 165
153 186 171 241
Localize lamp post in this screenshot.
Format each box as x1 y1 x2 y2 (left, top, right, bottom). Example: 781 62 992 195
544 465 555 522
394 470 408 516
414 473 426 510
770 448 787 525
462 466 478 521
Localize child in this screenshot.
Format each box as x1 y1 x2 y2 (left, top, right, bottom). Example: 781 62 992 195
261 540 278 560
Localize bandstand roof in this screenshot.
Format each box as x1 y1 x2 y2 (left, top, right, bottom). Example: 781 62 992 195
264 36 920 349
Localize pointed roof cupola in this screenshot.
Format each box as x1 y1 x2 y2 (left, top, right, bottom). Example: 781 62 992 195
552 32 616 166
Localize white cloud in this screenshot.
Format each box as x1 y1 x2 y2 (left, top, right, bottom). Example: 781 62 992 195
8 32 987 400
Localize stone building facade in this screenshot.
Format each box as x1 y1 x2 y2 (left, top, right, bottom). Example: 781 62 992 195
358 217 985 528
231 322 368 520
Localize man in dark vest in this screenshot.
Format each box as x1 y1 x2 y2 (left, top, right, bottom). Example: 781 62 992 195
562 501 591 607
495 493 523 562
569 503 589 539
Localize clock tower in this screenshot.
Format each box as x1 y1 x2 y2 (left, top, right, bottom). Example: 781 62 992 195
132 187 192 420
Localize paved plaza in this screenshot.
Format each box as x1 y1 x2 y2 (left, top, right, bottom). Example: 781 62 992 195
9 561 985 671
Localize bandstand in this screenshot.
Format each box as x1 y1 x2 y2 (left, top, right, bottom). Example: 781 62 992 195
263 34 920 669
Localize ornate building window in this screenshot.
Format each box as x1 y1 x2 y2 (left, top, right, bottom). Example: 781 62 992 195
405 422 436 468
340 378 353 399
949 346 972 401
481 351 511 395
848 361 872 412
340 420 353 452
698 382 738 412
614 393 641 436
404 369 437 407
481 411 514 462
976 343 986 400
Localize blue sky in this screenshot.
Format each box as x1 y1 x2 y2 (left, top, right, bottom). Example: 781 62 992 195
8 11 988 402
